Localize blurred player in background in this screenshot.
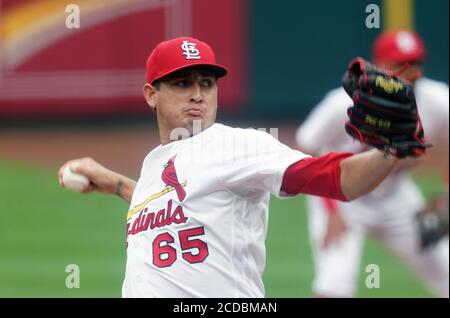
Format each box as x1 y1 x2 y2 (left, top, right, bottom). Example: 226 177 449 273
296 30 449 298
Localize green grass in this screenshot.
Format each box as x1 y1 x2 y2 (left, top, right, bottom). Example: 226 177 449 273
0 161 443 297
0 161 128 297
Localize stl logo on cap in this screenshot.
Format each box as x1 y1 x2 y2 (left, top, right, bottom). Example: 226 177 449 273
396 31 418 54
145 37 227 84
181 40 201 60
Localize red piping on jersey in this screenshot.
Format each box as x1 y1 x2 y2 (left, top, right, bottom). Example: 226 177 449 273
281 152 354 202
322 197 339 214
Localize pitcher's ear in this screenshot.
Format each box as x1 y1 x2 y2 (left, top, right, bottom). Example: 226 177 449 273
143 83 157 111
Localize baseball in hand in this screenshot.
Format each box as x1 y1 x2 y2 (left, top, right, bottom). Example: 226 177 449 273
62 165 90 192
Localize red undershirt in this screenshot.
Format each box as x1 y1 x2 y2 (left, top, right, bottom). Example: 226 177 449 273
280 152 354 204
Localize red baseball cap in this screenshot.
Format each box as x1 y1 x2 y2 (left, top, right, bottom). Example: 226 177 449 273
373 30 426 63
146 36 228 84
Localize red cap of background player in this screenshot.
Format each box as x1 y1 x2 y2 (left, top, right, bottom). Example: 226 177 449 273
373 30 426 63
146 36 228 84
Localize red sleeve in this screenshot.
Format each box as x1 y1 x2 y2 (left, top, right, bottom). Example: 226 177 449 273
281 152 354 202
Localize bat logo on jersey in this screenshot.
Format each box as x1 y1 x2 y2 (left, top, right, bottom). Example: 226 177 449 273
126 156 187 221
181 40 201 60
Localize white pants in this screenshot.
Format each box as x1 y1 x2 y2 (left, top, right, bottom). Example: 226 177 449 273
307 182 449 298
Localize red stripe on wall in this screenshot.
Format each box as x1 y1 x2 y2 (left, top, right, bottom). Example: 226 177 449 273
0 0 248 117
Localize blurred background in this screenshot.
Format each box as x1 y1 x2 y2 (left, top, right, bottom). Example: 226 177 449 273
0 0 448 297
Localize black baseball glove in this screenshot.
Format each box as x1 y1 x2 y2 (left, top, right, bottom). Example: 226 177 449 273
342 57 430 158
416 192 449 250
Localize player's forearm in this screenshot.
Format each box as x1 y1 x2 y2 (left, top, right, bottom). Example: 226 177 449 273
113 173 136 203
340 149 399 201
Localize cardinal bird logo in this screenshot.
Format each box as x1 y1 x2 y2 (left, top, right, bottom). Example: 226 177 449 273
161 155 186 202
125 156 187 221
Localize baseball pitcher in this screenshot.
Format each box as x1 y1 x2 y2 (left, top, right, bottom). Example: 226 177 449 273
59 36 430 297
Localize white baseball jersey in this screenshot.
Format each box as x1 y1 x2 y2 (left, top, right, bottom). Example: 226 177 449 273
297 77 449 206
122 123 308 297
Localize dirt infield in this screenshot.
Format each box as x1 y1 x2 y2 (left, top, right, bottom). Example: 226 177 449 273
0 125 159 177
0 122 447 179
